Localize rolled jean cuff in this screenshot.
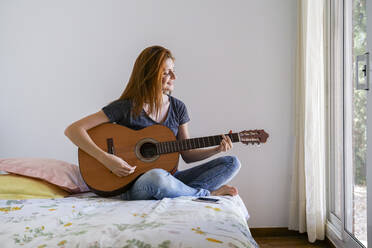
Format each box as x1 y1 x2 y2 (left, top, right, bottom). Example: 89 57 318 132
196 188 211 197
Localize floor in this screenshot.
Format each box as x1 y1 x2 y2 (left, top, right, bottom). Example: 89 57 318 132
250 228 334 248
254 235 333 248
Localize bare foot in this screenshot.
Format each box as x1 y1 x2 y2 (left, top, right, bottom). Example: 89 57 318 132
211 185 238 196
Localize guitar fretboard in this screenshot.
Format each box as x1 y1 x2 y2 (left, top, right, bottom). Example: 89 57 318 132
155 133 240 155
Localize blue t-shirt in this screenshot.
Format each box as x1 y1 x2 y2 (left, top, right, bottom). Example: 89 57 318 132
102 95 190 137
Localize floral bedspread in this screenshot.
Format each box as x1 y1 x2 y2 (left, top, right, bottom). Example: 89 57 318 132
0 193 258 248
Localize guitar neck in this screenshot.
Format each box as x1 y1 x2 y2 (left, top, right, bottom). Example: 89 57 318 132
156 133 240 155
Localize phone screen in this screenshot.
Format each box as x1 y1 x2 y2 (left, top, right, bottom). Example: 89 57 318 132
192 197 220 203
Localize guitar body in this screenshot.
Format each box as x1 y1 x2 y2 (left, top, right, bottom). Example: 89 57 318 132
78 124 179 197
78 123 269 197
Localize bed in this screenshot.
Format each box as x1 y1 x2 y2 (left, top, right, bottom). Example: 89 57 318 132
0 158 259 248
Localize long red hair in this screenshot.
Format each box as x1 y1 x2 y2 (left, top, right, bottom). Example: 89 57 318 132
118 46 175 118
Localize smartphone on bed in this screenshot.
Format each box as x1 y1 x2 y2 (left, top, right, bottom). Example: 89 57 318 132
192 197 220 204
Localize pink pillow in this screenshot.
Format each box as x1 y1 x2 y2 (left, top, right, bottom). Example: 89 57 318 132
0 158 89 193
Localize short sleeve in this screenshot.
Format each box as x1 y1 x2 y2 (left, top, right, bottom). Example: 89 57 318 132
101 100 130 123
176 99 190 125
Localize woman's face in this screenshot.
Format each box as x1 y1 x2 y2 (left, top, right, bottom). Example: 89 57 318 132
161 58 176 94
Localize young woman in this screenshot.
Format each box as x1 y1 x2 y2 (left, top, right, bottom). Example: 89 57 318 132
64 45 241 200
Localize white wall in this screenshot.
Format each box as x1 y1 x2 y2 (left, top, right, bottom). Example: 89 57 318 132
0 0 296 227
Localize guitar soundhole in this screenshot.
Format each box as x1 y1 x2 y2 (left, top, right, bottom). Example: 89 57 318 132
140 142 157 158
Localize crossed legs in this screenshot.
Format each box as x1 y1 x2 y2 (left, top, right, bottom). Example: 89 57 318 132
120 156 241 200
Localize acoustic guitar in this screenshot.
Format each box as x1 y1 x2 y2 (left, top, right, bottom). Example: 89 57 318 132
78 123 269 197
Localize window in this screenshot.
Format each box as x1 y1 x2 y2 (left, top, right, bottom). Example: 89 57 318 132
328 0 368 247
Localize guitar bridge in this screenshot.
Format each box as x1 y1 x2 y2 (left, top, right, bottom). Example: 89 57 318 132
107 138 115 155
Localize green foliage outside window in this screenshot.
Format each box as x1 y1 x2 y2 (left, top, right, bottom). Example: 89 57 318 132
352 0 367 185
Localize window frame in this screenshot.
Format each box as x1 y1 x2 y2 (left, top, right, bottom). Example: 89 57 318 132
327 0 367 247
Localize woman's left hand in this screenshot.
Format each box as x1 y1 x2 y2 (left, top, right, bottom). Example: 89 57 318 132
216 130 233 153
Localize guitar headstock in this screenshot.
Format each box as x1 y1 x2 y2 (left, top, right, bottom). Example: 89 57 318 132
239 129 269 146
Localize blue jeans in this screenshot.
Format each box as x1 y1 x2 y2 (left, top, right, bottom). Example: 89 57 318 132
120 155 241 200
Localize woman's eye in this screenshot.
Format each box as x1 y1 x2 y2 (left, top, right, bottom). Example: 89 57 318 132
163 70 175 76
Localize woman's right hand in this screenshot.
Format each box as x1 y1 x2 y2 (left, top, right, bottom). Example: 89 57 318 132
101 153 136 177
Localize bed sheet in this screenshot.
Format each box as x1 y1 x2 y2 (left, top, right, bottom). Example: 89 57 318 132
0 193 258 248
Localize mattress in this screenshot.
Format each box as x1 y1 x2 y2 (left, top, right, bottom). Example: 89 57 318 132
0 192 258 248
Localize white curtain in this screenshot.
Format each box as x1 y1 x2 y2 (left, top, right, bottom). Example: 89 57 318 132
288 0 327 243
